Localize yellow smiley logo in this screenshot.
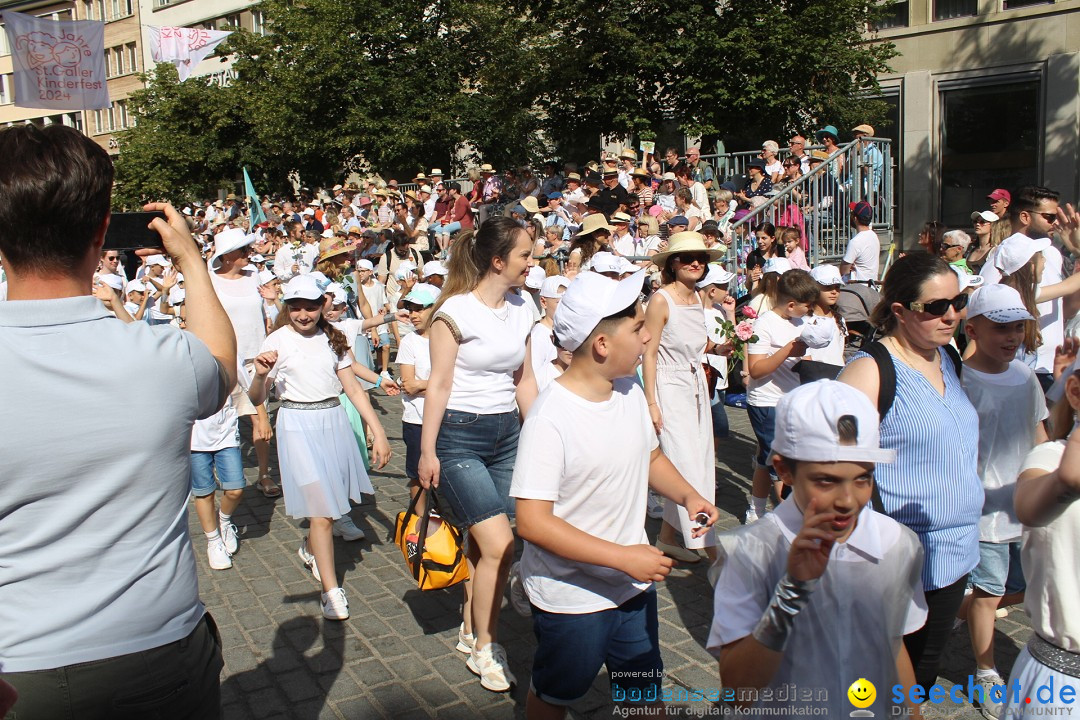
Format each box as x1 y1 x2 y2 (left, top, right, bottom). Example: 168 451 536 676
848 678 876 709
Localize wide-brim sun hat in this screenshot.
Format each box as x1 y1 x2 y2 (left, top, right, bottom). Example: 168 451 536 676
651 232 725 267
209 227 255 269
815 125 839 142
576 213 616 238
319 237 353 263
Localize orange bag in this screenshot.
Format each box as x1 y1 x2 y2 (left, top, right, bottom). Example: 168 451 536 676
394 489 469 591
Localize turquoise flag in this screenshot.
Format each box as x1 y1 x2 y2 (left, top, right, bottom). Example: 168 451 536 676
243 167 266 224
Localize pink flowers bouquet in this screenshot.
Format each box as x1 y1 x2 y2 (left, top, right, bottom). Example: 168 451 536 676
715 314 758 374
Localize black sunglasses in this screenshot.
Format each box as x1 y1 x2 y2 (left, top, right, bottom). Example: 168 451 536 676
905 293 969 316
674 253 709 265
939 242 963 251
402 302 428 312
1035 211 1059 223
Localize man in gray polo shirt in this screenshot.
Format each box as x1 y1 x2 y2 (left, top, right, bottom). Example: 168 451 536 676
0 124 236 718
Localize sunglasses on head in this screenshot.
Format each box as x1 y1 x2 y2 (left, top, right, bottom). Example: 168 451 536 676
905 293 969 316
674 253 709 265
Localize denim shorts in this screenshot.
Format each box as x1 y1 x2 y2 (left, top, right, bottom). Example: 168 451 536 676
531 589 662 706
402 421 422 480
747 404 777 473
190 446 245 497
434 409 519 528
970 541 1026 596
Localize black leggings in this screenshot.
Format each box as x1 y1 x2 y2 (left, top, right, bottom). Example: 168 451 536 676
903 574 969 693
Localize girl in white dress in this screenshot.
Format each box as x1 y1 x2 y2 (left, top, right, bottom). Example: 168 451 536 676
250 275 391 621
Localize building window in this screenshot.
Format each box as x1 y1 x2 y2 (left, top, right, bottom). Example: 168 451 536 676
251 9 267 35
0 74 10 105
116 100 128 129
939 79 1040 226
127 43 138 73
109 0 133 20
107 105 115 132
94 109 105 134
0 26 7 56
876 1 909 29
1004 0 1052 7
935 0 978 19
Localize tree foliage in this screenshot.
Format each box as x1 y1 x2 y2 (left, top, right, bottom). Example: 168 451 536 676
113 0 897 203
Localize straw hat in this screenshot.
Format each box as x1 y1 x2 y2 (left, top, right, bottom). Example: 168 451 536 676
319 236 353 263
576 213 616 237
651 231 725 267
520 196 543 214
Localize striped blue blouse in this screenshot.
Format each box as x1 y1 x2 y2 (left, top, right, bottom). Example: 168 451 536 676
853 348 983 590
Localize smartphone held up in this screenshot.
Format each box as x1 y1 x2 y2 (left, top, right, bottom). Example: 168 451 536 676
102 211 167 250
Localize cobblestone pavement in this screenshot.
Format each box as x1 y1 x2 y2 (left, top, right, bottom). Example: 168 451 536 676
195 395 1031 719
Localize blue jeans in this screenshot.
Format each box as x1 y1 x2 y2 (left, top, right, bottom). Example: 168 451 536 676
434 409 519 528
190 446 245 496
970 541 1025 596
710 389 729 440
431 221 462 236
531 589 662 705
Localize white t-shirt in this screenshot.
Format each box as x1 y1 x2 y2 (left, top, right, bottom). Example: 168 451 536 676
433 292 534 413
613 234 661 259
211 270 266 361
1019 440 1080 651
510 378 658 613
260 326 352 402
843 229 880 282
530 322 556 379
396 331 431 424
746 310 804 407
361 280 389 317
332 318 366 351
765 160 784 179
191 363 247 451
703 307 730 391
962 361 1048 543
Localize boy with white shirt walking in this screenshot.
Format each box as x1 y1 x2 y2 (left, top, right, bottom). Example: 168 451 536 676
511 271 720 719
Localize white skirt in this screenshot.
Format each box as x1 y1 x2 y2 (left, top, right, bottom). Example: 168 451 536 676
1002 645 1075 718
276 405 374 520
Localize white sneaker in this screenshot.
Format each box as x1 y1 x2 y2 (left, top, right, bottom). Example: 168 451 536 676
379 370 393 384
455 622 475 654
508 562 532 617
220 520 239 555
976 673 1006 719
321 587 349 620
646 491 664 519
298 542 321 582
332 515 366 541
744 505 760 525
467 642 516 692
207 539 232 570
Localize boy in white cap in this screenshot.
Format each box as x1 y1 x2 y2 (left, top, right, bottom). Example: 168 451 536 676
529 275 571 380
698 264 737 443
510 270 720 719
959 283 1048 716
709 381 926 716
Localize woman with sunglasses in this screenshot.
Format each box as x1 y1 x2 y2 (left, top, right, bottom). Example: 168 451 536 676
643 232 725 564
840 253 983 697
966 211 999 273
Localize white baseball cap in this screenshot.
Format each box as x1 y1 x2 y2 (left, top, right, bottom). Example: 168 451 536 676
422 260 449 278
250 253 265 263
356 259 374 271
209 228 253 269
695 263 735 289
307 271 331 289
540 275 570 299
168 287 186 306
97 273 125 291
321 229 335 238
256 269 277 286
326 282 348 306
618 256 637 275
951 264 984 291
282 275 324 301
971 210 1000 224
809 264 844 286
126 280 147 294
967 283 1034 323
404 286 440 307
553 270 645 352
302 208 315 217
589 251 621 275
800 316 837 349
762 257 792 275
771 381 896 464
146 254 172 267
395 262 417 281
525 266 547 290
994 233 1051 276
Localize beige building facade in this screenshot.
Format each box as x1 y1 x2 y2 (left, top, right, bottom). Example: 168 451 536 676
873 0 1080 240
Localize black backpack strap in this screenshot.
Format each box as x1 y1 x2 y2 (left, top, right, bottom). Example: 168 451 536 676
864 341 897 421
942 343 963 380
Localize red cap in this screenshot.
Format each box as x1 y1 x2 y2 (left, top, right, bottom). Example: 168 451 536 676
849 201 873 223
987 189 1011 202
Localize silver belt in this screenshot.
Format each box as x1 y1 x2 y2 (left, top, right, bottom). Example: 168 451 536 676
1028 634 1080 679
280 397 341 410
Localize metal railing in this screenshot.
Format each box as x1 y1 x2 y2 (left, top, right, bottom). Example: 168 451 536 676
724 137 893 288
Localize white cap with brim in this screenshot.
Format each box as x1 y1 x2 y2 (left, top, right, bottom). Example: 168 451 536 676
146 254 171 267
282 275 324 302
696 263 735 289
809 264 845 286
540 275 571 299
553 270 645 352
762 257 792 275
525 266 547 290
590 251 621 275
209 228 254 270
395 262 417 281
967 283 1034 324
257 269 277 286
326 282 348 306
357 259 375 271
951 265 984 291
404 287 439 307
771 381 896 464
971 210 1000 224
994 233 1051 276
126 280 147 294
422 260 449 278
800 316 837 349
98 273 125 291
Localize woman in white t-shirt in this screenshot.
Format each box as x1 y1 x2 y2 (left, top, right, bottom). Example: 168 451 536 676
1006 360 1080 719
250 276 391 622
418 215 538 693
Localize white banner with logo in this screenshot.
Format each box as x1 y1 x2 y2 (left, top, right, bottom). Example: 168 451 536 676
2 11 109 110
145 26 232 82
